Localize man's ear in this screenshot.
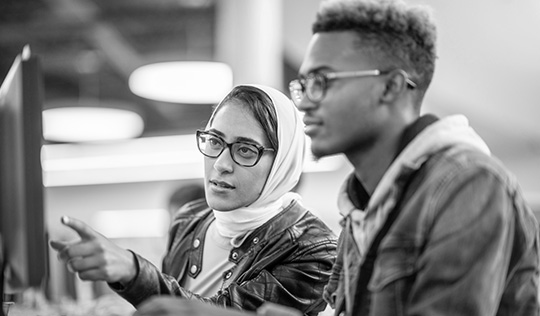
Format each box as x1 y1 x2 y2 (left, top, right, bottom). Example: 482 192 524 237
380 69 408 103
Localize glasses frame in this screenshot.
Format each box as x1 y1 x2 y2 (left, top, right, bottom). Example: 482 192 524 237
196 130 275 167
289 69 417 106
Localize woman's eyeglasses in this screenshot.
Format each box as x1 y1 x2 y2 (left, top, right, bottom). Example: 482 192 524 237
196 130 275 167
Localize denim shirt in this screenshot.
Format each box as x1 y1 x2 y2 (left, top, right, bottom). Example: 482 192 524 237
326 115 540 316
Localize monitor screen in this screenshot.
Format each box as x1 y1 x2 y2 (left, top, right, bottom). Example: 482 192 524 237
0 46 48 306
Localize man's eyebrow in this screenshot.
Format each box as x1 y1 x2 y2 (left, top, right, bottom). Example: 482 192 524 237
299 66 333 77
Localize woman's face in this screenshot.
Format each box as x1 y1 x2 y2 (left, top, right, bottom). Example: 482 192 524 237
204 101 275 211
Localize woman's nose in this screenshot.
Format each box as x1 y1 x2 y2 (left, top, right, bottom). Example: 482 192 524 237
213 147 234 173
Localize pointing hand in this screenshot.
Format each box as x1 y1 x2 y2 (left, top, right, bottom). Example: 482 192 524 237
50 216 137 285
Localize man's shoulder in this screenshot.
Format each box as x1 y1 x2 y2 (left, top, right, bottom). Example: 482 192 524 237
428 145 516 185
415 145 532 217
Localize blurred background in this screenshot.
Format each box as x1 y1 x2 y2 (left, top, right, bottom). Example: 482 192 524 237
1 0 539 305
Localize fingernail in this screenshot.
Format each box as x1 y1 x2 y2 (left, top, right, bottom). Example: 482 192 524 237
61 216 69 224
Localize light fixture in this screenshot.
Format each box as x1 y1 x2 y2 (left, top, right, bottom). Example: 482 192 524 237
43 105 144 143
128 61 233 104
42 50 146 143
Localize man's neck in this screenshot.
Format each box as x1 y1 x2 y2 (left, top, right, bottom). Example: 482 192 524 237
346 114 438 196
346 129 402 196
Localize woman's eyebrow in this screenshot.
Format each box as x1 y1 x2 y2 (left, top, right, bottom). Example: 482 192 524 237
235 136 262 145
207 128 225 137
207 128 262 146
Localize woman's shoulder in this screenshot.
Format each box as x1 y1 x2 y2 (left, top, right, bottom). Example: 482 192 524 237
284 201 337 240
276 202 338 259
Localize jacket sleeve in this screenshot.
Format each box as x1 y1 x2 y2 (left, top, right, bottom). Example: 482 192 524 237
323 227 345 309
109 252 184 307
109 201 205 307
400 166 528 315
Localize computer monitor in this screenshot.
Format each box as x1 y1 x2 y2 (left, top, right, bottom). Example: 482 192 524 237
0 46 48 313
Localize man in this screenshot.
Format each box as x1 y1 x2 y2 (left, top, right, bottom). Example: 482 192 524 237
288 0 540 315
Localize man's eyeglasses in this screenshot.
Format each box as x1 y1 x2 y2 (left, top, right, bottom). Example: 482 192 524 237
288 69 417 106
196 130 275 167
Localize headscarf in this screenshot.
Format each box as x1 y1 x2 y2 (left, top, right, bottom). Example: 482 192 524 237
207 84 306 240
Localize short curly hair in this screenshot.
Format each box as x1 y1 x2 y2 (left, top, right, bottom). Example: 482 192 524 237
313 0 437 95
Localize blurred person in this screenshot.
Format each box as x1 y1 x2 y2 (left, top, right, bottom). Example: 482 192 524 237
49 84 337 315
166 183 205 218
287 0 540 315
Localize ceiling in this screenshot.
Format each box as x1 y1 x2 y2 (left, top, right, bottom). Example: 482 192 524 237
0 0 218 139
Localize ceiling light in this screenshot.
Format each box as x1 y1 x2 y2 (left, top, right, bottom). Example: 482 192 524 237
43 106 144 143
128 61 233 104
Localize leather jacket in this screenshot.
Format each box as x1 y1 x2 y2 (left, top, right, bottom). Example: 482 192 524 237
113 198 338 315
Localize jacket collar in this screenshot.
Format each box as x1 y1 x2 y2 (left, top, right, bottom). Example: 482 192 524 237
195 199 308 255
234 199 308 250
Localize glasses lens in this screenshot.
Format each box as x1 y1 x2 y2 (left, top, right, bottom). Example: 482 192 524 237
306 75 325 102
231 143 260 166
197 132 223 157
289 80 304 106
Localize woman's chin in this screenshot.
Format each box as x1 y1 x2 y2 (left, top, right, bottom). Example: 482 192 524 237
207 198 234 212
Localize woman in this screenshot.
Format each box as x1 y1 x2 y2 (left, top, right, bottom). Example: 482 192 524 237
50 84 337 315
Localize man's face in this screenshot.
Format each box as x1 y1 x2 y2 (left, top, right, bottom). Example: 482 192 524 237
297 31 388 160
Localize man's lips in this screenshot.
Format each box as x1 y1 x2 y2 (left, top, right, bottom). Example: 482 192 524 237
303 116 322 127
303 116 322 135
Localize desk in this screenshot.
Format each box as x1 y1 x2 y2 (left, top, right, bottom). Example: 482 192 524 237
7 295 135 316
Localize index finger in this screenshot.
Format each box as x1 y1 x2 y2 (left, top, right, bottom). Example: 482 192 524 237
60 216 98 240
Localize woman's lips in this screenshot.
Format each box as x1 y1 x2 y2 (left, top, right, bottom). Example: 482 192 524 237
210 179 235 191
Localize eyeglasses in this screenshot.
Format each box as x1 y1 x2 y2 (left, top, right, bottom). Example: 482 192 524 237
288 69 417 106
196 130 275 167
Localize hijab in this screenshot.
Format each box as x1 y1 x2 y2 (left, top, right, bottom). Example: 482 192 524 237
207 84 306 240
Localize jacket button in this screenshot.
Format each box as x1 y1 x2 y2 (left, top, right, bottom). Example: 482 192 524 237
193 238 200 248
224 271 232 279
252 237 259 244
231 252 238 260
190 264 198 274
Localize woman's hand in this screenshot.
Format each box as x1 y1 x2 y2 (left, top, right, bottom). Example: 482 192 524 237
49 216 137 285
